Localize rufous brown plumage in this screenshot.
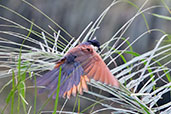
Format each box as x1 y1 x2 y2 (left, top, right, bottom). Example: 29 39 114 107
36 40 119 99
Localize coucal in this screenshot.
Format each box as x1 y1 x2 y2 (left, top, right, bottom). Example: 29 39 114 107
36 40 119 99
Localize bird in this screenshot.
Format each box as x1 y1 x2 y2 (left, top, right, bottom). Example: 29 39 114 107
36 40 119 99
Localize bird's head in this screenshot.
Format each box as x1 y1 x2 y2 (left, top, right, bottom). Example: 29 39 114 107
82 40 101 52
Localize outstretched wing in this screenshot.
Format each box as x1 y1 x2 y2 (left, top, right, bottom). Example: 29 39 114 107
36 47 90 99
36 44 119 99
64 44 119 98
36 57 88 99
76 44 120 87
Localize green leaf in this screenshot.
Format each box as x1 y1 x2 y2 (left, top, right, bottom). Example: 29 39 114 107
152 13 171 21
11 70 15 114
34 74 37 114
53 66 62 114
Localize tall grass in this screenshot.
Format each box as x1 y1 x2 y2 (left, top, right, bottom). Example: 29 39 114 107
0 0 170 114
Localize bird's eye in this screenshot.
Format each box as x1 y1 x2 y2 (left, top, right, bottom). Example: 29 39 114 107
87 48 90 51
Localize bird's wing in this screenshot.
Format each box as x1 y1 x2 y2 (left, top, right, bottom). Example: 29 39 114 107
36 44 119 99
36 47 89 99
75 45 119 87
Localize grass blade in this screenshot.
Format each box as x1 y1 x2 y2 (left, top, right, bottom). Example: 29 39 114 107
33 73 37 114
152 13 171 21
53 66 62 114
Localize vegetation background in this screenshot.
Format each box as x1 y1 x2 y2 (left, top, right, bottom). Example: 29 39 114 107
0 0 170 114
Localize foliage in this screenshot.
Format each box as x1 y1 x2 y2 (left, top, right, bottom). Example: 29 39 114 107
0 0 170 114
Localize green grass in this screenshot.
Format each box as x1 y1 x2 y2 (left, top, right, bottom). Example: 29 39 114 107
11 70 15 114
33 73 37 114
17 21 33 114
53 66 62 114
152 13 171 21
1 21 33 114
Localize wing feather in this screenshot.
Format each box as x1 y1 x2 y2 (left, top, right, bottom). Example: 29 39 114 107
37 69 59 86
72 85 77 96
97 67 105 83
73 44 119 87
36 43 119 99
82 49 119 87
89 62 100 81
77 82 83 95
87 62 98 77
81 76 88 91
84 75 90 82
84 64 94 73
67 89 72 99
